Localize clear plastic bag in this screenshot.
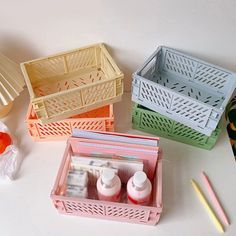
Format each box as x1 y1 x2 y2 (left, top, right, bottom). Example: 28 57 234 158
0 121 20 180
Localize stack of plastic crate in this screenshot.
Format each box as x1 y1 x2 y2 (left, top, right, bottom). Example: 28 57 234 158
21 43 124 141
132 46 236 149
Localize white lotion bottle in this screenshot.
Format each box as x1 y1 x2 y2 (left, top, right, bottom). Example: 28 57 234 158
97 169 121 202
127 171 152 205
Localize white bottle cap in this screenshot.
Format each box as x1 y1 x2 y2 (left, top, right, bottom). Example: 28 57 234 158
101 169 115 185
133 171 147 188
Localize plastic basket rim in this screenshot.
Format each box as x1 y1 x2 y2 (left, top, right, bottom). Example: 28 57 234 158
133 102 223 132
21 43 105 65
25 103 114 122
136 45 236 76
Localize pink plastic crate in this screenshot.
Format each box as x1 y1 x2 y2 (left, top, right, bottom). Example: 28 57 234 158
51 132 163 225
25 104 114 141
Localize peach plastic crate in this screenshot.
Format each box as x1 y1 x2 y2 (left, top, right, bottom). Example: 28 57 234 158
51 132 163 225
25 104 114 141
21 43 124 124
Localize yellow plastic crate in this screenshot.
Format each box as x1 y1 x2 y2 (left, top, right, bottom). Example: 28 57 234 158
21 43 124 124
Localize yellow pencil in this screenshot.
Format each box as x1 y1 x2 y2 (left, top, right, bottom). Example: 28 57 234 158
191 179 224 233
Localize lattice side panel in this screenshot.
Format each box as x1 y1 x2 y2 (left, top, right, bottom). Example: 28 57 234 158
193 63 231 92
106 205 150 222
140 112 173 133
36 121 72 138
154 74 224 108
140 80 172 109
115 77 123 96
101 52 117 79
64 201 105 216
44 91 82 118
27 123 39 138
66 48 96 72
74 105 110 119
170 95 212 127
34 85 54 97
71 120 106 131
163 50 198 79
172 122 208 143
82 80 115 105
27 57 65 82
34 69 106 97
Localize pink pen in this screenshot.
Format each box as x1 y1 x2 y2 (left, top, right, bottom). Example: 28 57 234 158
201 171 230 226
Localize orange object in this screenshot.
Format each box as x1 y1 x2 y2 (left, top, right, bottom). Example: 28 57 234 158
0 132 12 154
26 104 114 141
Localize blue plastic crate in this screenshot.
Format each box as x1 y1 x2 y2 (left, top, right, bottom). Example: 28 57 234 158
132 46 236 136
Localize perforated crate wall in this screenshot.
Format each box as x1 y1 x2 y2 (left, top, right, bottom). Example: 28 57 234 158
21 43 123 124
52 197 161 225
132 46 236 136
51 136 162 225
132 103 222 150
26 104 114 141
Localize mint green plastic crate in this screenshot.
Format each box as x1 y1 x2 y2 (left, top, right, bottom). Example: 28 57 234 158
132 103 222 150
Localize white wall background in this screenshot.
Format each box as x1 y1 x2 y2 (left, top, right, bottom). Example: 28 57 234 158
0 0 236 91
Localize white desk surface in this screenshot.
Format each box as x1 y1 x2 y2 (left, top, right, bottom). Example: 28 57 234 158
1 90 236 236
